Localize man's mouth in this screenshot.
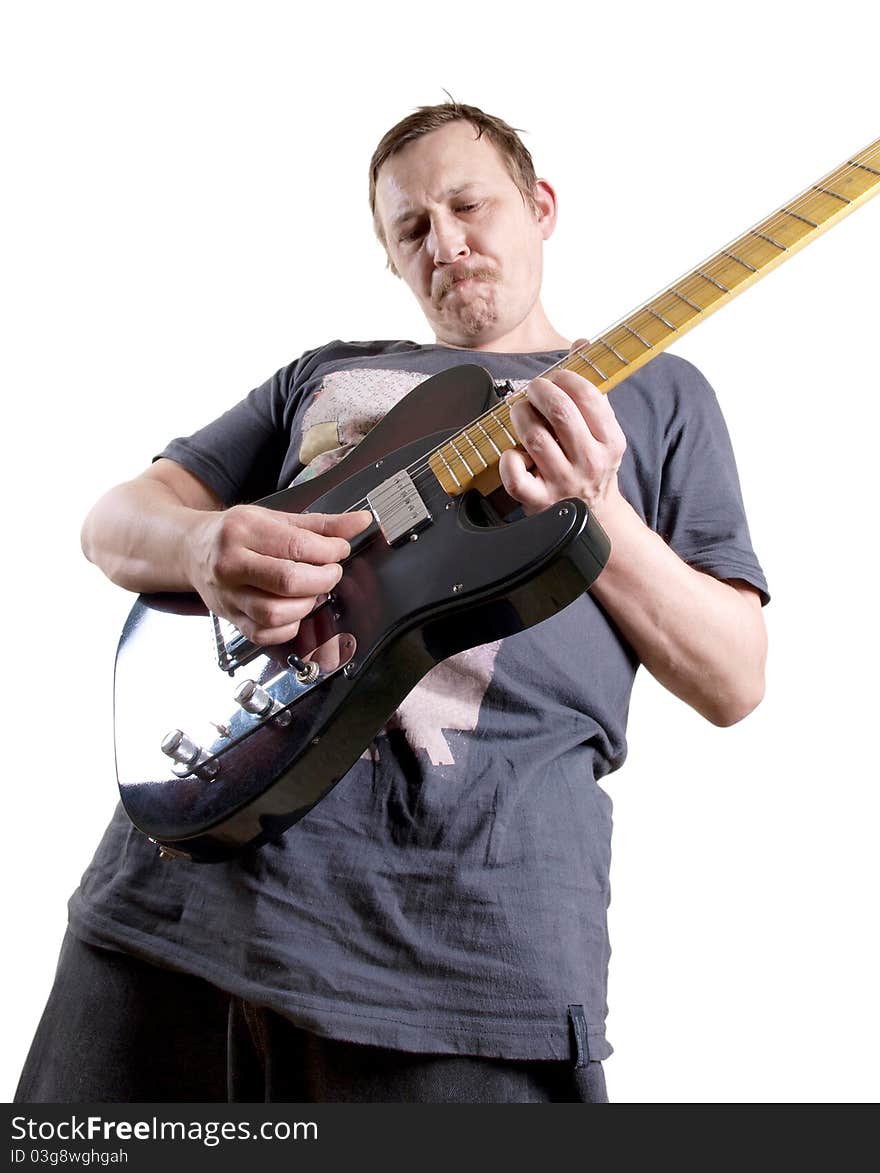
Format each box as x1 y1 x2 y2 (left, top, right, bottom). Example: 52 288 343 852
435 268 495 303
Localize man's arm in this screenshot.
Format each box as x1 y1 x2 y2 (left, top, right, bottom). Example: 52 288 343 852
81 457 372 645
501 369 767 727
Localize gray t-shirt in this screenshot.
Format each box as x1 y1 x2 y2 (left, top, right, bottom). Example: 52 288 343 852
69 339 769 1062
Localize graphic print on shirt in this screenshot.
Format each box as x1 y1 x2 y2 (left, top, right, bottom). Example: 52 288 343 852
293 368 530 766
295 368 430 480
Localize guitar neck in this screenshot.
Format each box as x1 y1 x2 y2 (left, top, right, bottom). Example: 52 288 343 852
429 137 880 498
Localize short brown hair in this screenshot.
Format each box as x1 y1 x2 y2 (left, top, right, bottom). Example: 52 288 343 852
368 101 539 266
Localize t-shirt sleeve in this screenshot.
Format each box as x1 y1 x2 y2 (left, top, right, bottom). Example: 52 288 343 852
155 345 328 506
656 358 769 605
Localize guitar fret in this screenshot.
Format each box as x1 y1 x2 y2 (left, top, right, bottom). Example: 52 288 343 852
672 288 703 313
449 439 474 478
622 322 652 348
464 432 488 468
813 184 851 205
493 410 516 446
579 353 608 381
476 420 501 456
437 449 461 488
750 229 787 251
784 208 819 228
722 249 758 273
696 269 730 293
602 339 627 363
647 307 677 331
851 159 880 177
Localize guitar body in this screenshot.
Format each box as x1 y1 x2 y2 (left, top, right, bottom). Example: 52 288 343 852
114 365 610 862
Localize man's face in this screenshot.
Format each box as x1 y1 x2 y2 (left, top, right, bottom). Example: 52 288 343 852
374 121 556 349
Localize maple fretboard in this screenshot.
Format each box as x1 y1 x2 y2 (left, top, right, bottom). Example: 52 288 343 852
429 138 879 497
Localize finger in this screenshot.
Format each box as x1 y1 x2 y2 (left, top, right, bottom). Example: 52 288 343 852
295 509 374 542
532 370 624 450
498 448 547 511
223 602 305 648
510 397 576 482
520 377 605 467
568 336 589 352
233 587 320 631
237 509 363 565
236 551 345 598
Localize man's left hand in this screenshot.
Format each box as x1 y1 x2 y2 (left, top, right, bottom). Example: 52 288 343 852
499 348 628 518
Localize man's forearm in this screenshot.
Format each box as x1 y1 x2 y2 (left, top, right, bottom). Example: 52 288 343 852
81 476 215 594
589 491 767 726
81 461 373 645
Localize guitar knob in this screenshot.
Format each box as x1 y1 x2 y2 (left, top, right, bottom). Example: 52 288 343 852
234 680 292 726
160 730 218 779
161 729 203 765
234 679 278 716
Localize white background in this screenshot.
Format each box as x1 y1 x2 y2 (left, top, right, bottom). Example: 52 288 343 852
2 0 878 1104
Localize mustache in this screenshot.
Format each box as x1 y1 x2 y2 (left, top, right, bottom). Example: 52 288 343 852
433 266 497 304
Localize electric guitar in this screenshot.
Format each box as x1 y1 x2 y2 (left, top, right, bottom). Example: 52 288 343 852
114 137 879 862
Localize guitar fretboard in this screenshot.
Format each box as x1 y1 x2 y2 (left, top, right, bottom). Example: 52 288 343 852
429 138 879 497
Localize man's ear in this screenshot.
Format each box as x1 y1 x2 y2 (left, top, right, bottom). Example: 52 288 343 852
531 178 559 240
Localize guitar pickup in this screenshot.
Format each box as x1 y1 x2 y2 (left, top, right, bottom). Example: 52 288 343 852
367 469 432 546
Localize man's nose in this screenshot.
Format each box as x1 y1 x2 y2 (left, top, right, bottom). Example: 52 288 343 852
428 217 470 265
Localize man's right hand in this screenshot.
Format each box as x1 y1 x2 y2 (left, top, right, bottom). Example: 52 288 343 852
81 458 373 645
185 505 373 645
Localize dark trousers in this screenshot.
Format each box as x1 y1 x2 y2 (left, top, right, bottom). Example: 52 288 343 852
15 931 608 1104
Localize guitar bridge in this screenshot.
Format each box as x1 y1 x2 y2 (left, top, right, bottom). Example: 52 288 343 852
367 469 432 546
212 613 263 674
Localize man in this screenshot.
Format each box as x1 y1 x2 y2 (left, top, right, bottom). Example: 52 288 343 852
16 102 768 1103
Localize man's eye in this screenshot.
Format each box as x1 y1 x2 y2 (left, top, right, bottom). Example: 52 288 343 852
397 202 481 244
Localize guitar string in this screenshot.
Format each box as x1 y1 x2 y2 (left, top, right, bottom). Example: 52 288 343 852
362 142 880 506
369 142 880 506
390 143 880 496
319 142 880 518
344 143 880 506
